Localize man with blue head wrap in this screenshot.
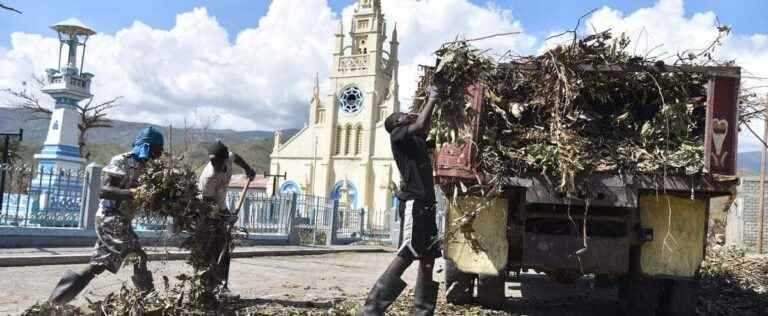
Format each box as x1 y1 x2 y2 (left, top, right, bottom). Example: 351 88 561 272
131 126 165 160
48 127 164 305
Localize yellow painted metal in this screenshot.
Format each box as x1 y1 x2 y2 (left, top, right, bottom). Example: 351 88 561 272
444 197 508 276
639 195 707 277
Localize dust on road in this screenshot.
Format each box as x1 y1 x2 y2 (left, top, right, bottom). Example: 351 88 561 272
3 252 620 315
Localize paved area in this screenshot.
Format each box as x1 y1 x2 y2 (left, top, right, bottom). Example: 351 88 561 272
0 244 389 266
0 251 621 315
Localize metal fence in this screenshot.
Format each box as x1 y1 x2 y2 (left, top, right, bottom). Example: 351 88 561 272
225 192 381 245
1 162 396 246
1 164 84 228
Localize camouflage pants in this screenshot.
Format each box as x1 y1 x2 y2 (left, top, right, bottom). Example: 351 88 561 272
90 214 148 274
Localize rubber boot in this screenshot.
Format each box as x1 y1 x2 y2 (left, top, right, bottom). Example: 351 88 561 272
217 257 240 301
131 268 155 293
357 273 407 316
412 280 440 316
48 269 97 304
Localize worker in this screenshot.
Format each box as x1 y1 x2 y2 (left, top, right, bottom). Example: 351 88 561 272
358 85 442 316
48 126 164 304
197 140 256 301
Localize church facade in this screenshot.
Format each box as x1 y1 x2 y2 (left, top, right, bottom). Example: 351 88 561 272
269 0 400 229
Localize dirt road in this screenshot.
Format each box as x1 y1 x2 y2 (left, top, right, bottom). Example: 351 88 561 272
1 252 620 315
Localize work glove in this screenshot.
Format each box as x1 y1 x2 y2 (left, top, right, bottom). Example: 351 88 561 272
223 210 239 225
245 168 256 181
426 85 439 102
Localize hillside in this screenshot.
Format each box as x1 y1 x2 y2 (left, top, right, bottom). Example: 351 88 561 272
0 107 298 171
738 151 762 175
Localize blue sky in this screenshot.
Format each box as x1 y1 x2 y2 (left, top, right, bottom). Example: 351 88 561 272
0 0 766 150
1 1 765 48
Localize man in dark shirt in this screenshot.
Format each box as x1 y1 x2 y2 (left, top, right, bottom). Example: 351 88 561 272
358 85 441 316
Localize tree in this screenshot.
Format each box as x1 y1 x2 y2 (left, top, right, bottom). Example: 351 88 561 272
0 2 21 14
2 75 122 160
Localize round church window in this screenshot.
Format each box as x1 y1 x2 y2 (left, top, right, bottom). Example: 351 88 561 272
339 85 364 114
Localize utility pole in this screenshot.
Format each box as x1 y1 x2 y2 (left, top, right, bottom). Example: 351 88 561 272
759 95 768 254
0 129 23 212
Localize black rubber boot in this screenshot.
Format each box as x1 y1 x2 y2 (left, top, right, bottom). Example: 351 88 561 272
412 280 439 316
357 273 408 316
217 257 240 301
48 269 97 304
131 269 155 293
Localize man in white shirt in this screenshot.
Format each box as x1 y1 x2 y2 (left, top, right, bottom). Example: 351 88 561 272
197 140 256 301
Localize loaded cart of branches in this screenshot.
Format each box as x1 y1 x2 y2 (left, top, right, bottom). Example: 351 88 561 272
417 28 767 315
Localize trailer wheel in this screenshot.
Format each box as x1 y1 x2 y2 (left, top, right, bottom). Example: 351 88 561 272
618 276 660 316
657 278 698 316
477 275 506 309
444 259 475 305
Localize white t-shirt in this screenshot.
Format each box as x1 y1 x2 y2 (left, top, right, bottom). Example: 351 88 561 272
198 151 235 210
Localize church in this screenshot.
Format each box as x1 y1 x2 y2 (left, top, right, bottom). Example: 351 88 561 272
269 0 401 229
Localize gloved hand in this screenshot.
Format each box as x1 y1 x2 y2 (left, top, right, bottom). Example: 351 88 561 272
224 211 239 225
245 168 256 181
426 85 439 102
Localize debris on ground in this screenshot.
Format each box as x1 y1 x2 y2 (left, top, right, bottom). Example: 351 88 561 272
697 246 768 315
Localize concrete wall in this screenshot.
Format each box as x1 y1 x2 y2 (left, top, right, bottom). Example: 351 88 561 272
727 176 768 251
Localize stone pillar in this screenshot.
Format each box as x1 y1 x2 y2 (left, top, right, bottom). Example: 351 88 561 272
327 199 339 246
79 163 101 230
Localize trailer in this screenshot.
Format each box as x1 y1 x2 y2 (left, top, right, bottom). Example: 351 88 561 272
434 64 741 316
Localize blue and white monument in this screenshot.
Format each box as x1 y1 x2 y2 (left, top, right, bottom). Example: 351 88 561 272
27 19 96 224
34 18 95 171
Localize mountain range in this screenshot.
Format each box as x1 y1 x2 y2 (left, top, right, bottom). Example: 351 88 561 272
0 107 298 171
2 107 767 175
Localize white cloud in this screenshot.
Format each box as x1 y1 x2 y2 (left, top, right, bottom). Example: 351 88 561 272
369 0 537 106
1 0 764 154
0 0 535 132
582 0 768 152
0 2 338 131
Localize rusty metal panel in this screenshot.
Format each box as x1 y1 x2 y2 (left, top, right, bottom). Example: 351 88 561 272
435 84 485 179
704 76 740 176
522 234 629 274
524 175 638 208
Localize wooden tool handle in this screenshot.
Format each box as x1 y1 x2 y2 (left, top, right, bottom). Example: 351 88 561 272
234 179 252 213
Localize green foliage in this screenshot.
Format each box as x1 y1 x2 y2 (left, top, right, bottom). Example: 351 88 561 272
421 31 711 194
0 138 28 164
83 142 128 166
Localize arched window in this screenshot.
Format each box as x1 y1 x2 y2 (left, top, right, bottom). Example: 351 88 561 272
355 125 363 155
335 126 342 155
344 124 352 155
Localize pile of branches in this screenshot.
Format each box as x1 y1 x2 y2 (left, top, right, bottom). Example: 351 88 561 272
106 156 236 312
416 31 713 194
698 246 768 315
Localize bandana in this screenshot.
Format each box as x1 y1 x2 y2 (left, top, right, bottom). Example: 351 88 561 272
131 127 164 159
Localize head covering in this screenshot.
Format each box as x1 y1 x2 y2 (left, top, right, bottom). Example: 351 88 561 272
207 140 229 159
385 112 409 133
131 126 164 159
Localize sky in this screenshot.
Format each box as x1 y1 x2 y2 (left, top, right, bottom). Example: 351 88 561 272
0 0 766 150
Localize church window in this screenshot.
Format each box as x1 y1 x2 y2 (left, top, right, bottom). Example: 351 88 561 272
357 19 369 30
335 126 343 155
316 108 326 124
344 125 352 155
339 85 364 114
378 108 387 122
355 125 363 155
